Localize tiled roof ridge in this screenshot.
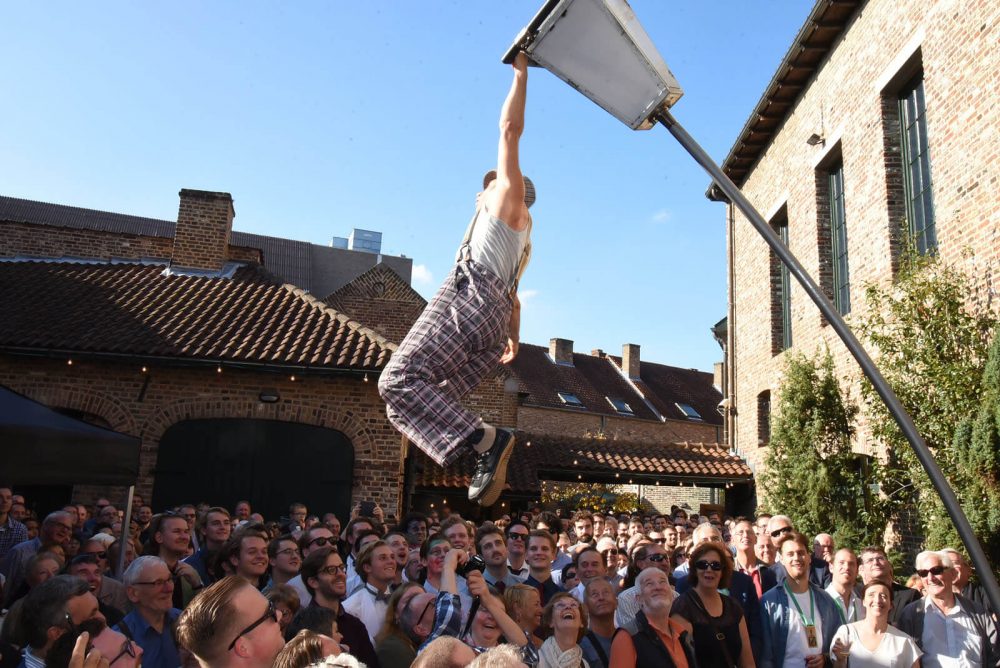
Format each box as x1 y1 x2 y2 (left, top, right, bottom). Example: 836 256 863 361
603 354 665 422
281 283 398 353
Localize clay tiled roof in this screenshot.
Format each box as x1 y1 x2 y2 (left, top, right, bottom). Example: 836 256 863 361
0 259 394 370
607 355 722 426
412 432 752 495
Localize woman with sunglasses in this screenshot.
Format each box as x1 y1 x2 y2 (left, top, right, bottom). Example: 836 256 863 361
829 581 921 668
670 542 754 668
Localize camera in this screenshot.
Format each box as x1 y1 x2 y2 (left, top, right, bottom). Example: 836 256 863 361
456 554 486 578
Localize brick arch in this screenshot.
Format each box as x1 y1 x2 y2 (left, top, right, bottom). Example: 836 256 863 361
4 381 137 436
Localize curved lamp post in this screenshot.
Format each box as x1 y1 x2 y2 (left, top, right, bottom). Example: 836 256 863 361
504 0 1000 614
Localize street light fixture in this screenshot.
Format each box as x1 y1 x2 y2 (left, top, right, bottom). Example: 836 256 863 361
505 0 1000 615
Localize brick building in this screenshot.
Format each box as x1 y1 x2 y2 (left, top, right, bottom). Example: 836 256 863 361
713 0 1000 480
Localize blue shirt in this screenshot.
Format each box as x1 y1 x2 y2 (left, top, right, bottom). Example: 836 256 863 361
116 608 181 668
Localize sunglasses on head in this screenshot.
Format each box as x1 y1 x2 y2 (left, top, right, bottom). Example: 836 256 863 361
770 526 793 538
917 565 948 578
695 560 723 571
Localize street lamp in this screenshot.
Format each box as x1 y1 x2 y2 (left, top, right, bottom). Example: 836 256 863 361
505 0 1000 615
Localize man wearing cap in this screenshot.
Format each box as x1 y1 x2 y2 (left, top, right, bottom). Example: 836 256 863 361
379 51 535 508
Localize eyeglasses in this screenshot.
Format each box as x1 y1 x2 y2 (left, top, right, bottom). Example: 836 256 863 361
863 555 888 564
770 526 793 538
695 560 723 571
319 564 348 576
507 532 528 541
563 571 577 580
276 547 301 557
52 522 74 533
602 548 620 556
228 600 278 650
133 578 174 589
109 639 138 666
82 551 108 560
917 565 948 578
647 554 667 563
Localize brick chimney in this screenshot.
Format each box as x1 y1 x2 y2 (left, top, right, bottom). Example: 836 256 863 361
549 338 574 366
171 189 235 272
622 343 641 379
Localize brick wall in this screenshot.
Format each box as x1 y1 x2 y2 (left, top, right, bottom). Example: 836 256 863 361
172 190 234 272
728 0 1000 501
0 355 405 517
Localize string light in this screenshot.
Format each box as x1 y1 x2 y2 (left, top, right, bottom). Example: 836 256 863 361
217 365 223 374
364 374 369 383
67 359 73 366
141 366 148 373
290 375 296 382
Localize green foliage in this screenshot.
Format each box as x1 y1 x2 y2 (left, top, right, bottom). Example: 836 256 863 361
541 482 639 514
759 350 887 548
858 254 998 559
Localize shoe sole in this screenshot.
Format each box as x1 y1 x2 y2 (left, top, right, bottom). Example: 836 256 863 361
475 433 515 507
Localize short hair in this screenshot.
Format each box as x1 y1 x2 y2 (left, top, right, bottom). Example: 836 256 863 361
268 533 299 559
355 539 387 579
439 514 469 537
916 549 954 570
413 636 471 668
376 581 425 646
420 533 451 560
300 546 336 597
541 592 588 642
284 605 337 642
218 528 268 576
177 577 252 664
344 516 375 541
123 555 167 587
196 506 230 533
273 629 326 668
298 525 334 552
572 511 594 525
536 511 563 535
353 529 381 555
505 519 529 534
858 545 888 564
528 529 556 551
687 542 733 590
503 583 540 620
265 583 302 616
860 579 894 608
584 576 616 603
475 525 505 553
22 575 91 649
469 643 525 667
289 502 307 513
777 531 810 554
573 546 601 568
400 512 429 531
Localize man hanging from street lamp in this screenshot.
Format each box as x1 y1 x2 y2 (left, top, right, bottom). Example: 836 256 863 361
379 52 534 507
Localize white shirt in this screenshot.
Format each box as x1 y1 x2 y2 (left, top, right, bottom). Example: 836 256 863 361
345 555 361 596
286 573 312 606
830 623 922 668
921 596 982 668
825 583 864 623
783 588 824 667
342 583 389 644
615 584 641 628
673 561 690 578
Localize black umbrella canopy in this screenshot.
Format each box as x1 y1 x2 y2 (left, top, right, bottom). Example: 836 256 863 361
0 385 140 486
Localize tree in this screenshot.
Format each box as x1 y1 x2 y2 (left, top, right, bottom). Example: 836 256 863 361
758 350 887 548
859 254 998 558
541 482 639 514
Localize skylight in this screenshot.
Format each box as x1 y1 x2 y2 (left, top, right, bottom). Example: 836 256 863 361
606 397 634 415
557 392 584 407
675 402 703 421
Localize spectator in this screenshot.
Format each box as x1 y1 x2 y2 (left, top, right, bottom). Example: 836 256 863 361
284 605 338 642
342 517 376 595
343 540 396 643
897 549 998 666
144 514 204 609
298 545 379 668
580 577 617 668
420 534 473 619
176 505 198 550
176 575 285 668
375 581 427 668
273 629 346 668
523 530 560 606
1 511 74 598
185 506 232 585
399 513 429 549
941 547 993 615
382 530 409 587
288 524 338 606
826 548 863 624
440 516 473 557
66 553 126 627
856 546 919 626
759 532 840 668
0 486 28 562
266 534 303 592
222 529 270 587
2 551 60 609
755 533 776 566
46 618 142 668
504 521 529 581
539 592 588 666
830 580 921 668
766 516 831 588
117 556 181 668
107 538 138 577
503 584 543 650
904 572 925 595
609 567 695 667
477 525 523 594
560 563 580 593
266 583 301 638
20 575 106 666
733 518 777 599
135 505 153 539
412 636 476 668
570 547 609 603
670 541 754 668
813 534 835 566
289 503 309 533
82 499 111 536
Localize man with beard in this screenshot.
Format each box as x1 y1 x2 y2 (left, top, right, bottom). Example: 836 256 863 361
117 556 181 668
759 532 840 668
476 525 522 593
343 540 396 643
300 546 379 668
580 577 617 668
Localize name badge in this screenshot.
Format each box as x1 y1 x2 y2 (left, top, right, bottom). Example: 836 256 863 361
804 624 818 649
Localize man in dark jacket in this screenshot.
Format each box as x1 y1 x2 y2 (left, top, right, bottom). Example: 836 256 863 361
856 545 919 625
609 568 698 667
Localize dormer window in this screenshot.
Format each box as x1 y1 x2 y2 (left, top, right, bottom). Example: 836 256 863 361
675 402 703 421
606 397 634 415
557 391 584 407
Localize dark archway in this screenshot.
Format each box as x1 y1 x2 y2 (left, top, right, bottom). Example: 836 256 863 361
153 419 354 522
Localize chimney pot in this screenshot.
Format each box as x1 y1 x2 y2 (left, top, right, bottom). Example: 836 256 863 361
549 338 574 366
623 343 641 379
171 189 235 272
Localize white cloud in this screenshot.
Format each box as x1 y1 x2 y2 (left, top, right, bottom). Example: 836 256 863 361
650 208 672 224
411 264 434 286
518 289 538 306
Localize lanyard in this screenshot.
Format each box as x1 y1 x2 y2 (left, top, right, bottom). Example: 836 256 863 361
784 581 816 626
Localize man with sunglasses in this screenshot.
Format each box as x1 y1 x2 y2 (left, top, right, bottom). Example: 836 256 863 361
177 576 284 668
855 545 920 626
300 545 379 668
898 550 999 667
116 556 181 668
504 521 530 581
286 524 336 606
18 574 106 667
615 543 671 629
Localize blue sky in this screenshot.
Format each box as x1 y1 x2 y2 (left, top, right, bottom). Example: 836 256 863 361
2 1 811 372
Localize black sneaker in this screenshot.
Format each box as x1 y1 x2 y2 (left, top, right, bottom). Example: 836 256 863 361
468 429 515 506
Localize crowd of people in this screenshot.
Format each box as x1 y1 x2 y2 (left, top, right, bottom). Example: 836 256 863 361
0 486 997 667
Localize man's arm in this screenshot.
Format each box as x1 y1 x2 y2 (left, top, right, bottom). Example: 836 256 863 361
466 571 527 646
484 52 529 232
500 292 520 365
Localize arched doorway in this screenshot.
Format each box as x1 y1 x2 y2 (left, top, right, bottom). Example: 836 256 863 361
153 419 354 522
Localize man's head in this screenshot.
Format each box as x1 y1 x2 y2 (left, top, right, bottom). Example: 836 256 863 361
136 505 153 526
344 517 375 554
289 503 308 528
476 526 508 568
22 575 105 655
813 533 835 563
227 532 269 583
67 554 105 595
177 504 197 528
322 513 341 538
177 576 284 667
124 556 175 618
755 533 776 565
505 521 529 559
92 498 111 517
777 531 811 581
397 585 438 645
691 522 723 547
26 552 62 588
583 577 617 622
574 547 606 584
200 507 233 547
859 546 892 585
154 514 191 558
916 550 957 602
357 540 396 588
234 500 252 521
0 487 12 515
941 548 972 589
526 530 555 572
302 546 347 602
830 548 858 589
268 534 302 579
298 525 335 557
636 567 675 615
383 530 409 570
632 543 671 576
41 511 75 547
534 511 563 537
401 512 429 546
441 515 472 553
766 515 794 547
412 636 477 668
97 504 119 526
572 511 594 544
